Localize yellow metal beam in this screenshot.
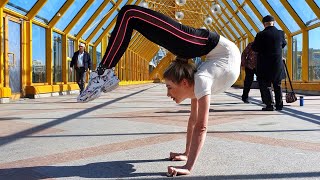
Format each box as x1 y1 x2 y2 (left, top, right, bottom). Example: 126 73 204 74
48 0 74 28
0 0 8 8
231 0 260 33
26 0 47 20
222 0 254 41
64 0 94 34
86 0 124 43
46 28 53 85
305 0 320 20
76 0 111 39
279 0 306 30
0 8 4 85
220 7 243 39
87 0 138 43
301 29 309 82
260 0 291 35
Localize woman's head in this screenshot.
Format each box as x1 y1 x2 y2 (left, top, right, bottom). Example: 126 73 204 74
163 57 197 103
163 57 196 84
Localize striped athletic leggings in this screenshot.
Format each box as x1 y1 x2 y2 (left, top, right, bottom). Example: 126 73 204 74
99 5 214 68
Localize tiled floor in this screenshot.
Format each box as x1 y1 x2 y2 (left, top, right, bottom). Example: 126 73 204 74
0 83 319 180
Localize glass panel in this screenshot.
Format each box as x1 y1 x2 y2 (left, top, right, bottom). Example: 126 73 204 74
266 0 299 32
288 0 319 26
92 10 118 43
250 0 282 30
237 11 256 36
292 34 302 81
82 2 113 40
226 0 237 10
236 0 244 4
96 43 102 65
69 0 104 36
68 38 75 82
32 24 46 83
243 4 264 31
8 20 21 93
119 0 129 9
308 27 320 81
217 0 225 9
227 22 240 38
231 17 245 34
35 0 66 24
6 0 37 16
52 32 62 83
55 0 88 31
223 27 235 41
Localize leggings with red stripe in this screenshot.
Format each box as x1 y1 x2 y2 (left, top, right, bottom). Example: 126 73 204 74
100 5 218 68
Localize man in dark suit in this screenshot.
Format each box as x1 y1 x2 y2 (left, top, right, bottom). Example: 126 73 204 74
70 43 92 94
252 15 287 111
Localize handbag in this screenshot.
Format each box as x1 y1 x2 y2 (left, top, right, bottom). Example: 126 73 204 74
283 60 297 103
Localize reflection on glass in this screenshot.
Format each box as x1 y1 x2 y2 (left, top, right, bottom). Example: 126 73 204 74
53 32 62 83
292 34 302 81
288 0 319 26
55 0 88 31
96 43 102 65
32 24 46 83
308 27 320 81
68 38 75 82
35 0 66 24
6 0 37 15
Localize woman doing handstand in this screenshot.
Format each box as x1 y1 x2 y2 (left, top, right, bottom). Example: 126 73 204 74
78 5 241 176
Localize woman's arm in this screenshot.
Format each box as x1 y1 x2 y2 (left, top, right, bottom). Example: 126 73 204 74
185 94 210 170
185 98 199 156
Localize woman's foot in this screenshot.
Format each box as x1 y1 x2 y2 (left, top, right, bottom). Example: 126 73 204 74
169 152 188 161
166 166 191 177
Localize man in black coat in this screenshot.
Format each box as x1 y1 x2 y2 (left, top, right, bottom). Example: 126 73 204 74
252 15 287 111
70 43 92 94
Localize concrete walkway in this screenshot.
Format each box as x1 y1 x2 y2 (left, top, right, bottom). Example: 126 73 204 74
0 83 319 180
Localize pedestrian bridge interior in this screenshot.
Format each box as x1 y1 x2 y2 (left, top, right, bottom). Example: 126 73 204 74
0 0 320 103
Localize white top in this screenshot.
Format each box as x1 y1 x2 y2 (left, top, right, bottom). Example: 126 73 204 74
77 52 84 67
194 36 241 99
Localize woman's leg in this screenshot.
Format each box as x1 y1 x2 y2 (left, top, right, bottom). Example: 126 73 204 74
98 5 208 71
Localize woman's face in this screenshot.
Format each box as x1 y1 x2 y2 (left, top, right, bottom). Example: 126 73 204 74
165 79 191 104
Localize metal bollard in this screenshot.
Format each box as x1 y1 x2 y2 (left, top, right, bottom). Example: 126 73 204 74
300 96 304 106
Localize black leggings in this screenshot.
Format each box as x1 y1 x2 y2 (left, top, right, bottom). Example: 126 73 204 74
100 5 216 68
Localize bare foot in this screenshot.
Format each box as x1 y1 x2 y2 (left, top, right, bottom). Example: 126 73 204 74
169 152 188 161
167 166 191 177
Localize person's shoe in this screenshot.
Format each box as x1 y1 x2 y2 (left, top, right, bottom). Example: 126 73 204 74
262 106 274 111
77 70 109 103
241 96 249 103
100 68 120 93
275 107 283 111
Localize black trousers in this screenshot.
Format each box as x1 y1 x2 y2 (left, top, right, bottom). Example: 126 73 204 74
99 5 213 68
242 67 257 100
259 79 283 108
75 67 86 93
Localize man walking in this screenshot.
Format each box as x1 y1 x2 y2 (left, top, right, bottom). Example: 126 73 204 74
70 43 92 94
252 15 287 111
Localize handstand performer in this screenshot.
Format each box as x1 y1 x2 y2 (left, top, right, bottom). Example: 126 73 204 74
78 5 241 176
